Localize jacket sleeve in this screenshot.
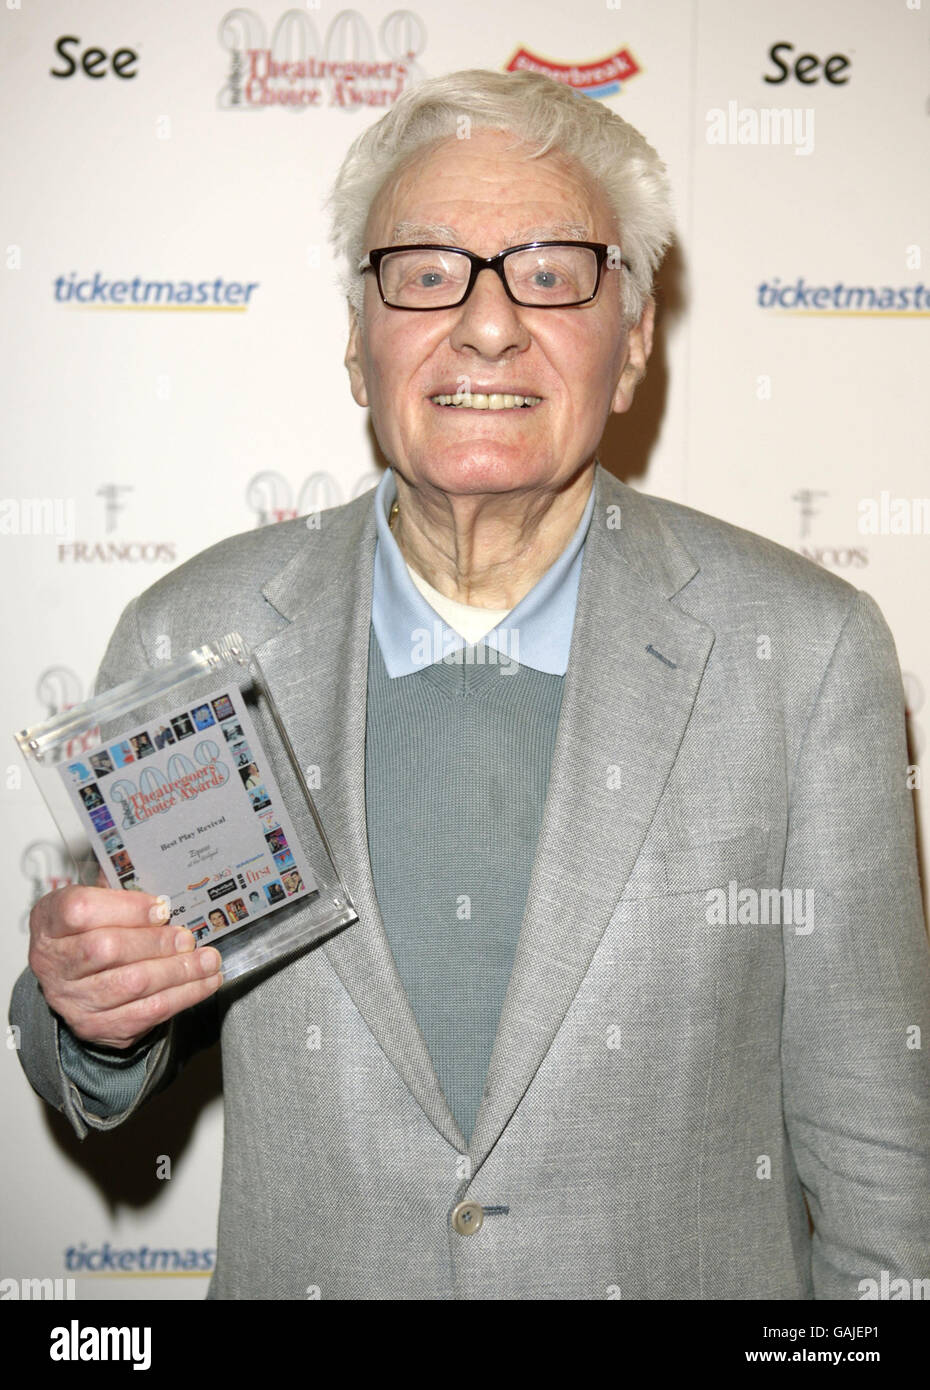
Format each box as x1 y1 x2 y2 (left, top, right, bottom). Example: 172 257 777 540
8 594 221 1139
781 587 930 1297
8 964 180 1138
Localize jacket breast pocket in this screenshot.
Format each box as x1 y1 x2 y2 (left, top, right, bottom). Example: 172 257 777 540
604 826 780 1029
619 825 768 901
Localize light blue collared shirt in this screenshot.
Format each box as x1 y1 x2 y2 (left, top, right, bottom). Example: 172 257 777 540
370 467 595 677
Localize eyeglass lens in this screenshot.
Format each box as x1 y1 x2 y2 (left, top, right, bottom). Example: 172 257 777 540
378 244 600 307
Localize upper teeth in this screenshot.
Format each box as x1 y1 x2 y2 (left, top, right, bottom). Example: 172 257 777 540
430 393 542 409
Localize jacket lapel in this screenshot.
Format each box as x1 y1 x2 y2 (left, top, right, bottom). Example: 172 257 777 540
253 464 715 1167
467 467 715 1170
256 495 467 1152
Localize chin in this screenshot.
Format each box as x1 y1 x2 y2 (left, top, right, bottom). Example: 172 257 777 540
406 449 556 496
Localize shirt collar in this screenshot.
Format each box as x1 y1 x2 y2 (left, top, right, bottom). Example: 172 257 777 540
370 466 595 677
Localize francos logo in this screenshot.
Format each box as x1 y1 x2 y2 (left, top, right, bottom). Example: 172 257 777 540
57 484 177 566
791 489 868 572
246 469 380 525
218 8 427 112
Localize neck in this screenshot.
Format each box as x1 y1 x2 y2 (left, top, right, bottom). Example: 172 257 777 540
389 464 595 609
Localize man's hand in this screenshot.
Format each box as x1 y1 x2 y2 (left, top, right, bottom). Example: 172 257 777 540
28 883 223 1050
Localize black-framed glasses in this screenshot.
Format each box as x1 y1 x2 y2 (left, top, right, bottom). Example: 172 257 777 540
358 241 629 310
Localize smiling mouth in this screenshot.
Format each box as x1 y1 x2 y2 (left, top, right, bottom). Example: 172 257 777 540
429 392 542 410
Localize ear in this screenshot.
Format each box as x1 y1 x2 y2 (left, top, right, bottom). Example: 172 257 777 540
344 303 369 407
610 296 655 415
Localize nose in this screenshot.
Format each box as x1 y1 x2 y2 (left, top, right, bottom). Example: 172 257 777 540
448 265 531 359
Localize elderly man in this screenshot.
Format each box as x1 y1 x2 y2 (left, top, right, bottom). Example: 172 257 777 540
11 69 930 1300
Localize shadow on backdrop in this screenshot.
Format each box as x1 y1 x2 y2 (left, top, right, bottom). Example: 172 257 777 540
42 1044 222 1217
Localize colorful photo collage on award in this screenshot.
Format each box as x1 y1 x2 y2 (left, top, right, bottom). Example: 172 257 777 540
65 691 245 893
63 688 309 933
185 718 308 945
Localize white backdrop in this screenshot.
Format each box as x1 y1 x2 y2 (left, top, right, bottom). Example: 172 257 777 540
2 0 927 1299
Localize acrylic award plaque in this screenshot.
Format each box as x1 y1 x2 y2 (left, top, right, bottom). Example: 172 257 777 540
15 633 358 984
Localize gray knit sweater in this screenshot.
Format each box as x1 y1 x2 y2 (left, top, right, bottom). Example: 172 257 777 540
364 629 563 1143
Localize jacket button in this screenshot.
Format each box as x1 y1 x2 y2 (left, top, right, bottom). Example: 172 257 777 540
451 1200 484 1235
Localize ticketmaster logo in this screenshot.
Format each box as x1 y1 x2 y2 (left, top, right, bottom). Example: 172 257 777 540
64 1242 215 1273
757 278 930 314
53 272 259 310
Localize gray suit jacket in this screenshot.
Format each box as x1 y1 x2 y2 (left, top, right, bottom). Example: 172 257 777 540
11 463 930 1299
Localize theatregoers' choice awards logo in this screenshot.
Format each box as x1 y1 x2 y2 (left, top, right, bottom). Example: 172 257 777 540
36 665 84 718
217 8 427 111
246 469 380 526
791 489 868 571
504 47 640 99
53 272 259 311
19 843 77 931
30 664 100 794
57 483 176 565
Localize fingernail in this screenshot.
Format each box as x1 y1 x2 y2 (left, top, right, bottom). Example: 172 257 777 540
174 929 195 952
201 948 222 974
149 895 171 924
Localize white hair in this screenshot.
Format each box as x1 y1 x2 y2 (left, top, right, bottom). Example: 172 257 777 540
326 68 674 326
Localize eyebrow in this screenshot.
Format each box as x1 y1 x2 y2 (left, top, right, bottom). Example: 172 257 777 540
390 222 458 243
388 220 591 245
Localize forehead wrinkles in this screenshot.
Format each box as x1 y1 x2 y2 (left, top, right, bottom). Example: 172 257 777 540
367 134 613 247
388 219 591 246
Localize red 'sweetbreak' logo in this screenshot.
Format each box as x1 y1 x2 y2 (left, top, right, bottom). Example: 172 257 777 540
505 47 640 98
